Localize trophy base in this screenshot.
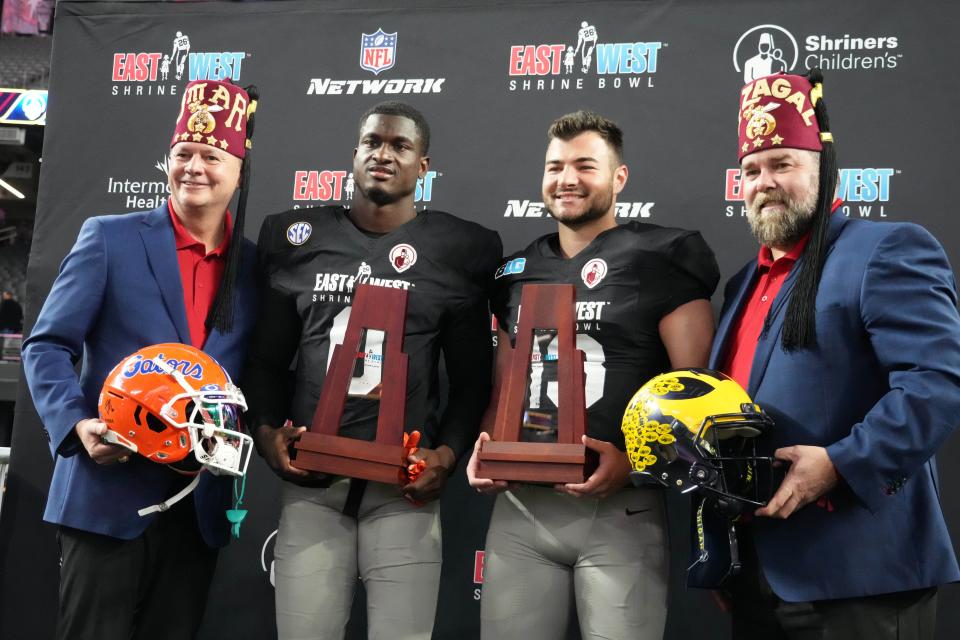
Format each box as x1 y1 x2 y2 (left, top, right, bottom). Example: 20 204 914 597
294 433 405 485
476 441 598 484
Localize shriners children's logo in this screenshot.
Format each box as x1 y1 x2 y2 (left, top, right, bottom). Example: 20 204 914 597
581 259 608 289
389 244 417 273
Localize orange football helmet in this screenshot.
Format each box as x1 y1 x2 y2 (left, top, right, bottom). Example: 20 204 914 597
98 343 252 478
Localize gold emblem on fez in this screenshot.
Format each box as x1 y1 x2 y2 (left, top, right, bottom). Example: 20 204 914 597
186 101 224 135
743 103 780 140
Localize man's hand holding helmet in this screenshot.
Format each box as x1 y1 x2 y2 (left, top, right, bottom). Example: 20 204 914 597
75 417 130 464
755 444 837 519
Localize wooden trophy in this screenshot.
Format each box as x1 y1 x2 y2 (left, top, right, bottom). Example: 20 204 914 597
294 284 409 484
476 284 597 483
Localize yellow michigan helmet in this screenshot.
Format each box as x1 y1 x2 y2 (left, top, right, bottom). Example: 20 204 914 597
621 369 775 515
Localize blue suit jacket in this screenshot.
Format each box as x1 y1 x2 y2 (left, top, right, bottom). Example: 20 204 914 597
710 214 960 602
22 205 256 547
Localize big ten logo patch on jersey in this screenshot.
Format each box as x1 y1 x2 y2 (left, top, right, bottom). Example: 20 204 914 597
495 257 526 279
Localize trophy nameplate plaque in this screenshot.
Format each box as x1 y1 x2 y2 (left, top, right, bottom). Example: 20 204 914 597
294 284 409 484
477 284 597 483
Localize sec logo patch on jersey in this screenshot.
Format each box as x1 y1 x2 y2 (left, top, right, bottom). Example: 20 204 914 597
581 258 608 289
389 243 417 273
286 221 313 246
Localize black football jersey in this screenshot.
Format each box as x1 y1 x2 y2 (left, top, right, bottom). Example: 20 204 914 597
491 222 719 448
244 206 502 459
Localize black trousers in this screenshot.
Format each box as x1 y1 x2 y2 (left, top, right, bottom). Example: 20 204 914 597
56 496 218 640
726 525 937 640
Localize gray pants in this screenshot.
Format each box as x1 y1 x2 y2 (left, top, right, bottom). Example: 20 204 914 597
480 485 668 640
274 479 441 640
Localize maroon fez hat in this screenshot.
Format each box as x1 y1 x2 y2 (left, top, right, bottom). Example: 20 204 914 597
737 72 832 161
171 79 254 159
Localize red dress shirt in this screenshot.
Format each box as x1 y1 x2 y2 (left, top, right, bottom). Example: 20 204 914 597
167 201 231 348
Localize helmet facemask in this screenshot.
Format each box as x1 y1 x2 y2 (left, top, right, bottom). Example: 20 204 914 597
154 358 253 478
686 405 776 517
623 371 778 517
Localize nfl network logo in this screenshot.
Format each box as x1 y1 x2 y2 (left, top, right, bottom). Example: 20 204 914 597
360 29 397 75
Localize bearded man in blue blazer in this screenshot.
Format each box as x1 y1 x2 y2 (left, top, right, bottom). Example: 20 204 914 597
710 68 960 638
22 79 259 640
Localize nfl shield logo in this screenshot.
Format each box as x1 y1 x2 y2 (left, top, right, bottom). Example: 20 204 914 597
360 29 398 75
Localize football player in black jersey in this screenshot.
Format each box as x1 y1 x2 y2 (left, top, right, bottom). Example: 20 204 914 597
467 111 719 640
244 102 501 640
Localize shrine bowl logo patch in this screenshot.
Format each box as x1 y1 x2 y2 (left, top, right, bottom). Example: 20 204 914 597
389 243 417 273
581 258 608 289
286 221 312 246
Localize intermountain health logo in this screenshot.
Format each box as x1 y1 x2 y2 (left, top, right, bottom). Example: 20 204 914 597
507 19 664 92
110 30 248 97
104 157 171 210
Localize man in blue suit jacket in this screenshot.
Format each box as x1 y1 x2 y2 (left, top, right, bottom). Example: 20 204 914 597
710 69 960 638
22 79 258 640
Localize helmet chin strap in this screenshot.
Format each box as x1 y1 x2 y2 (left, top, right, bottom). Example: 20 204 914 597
137 471 203 516
133 357 215 517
